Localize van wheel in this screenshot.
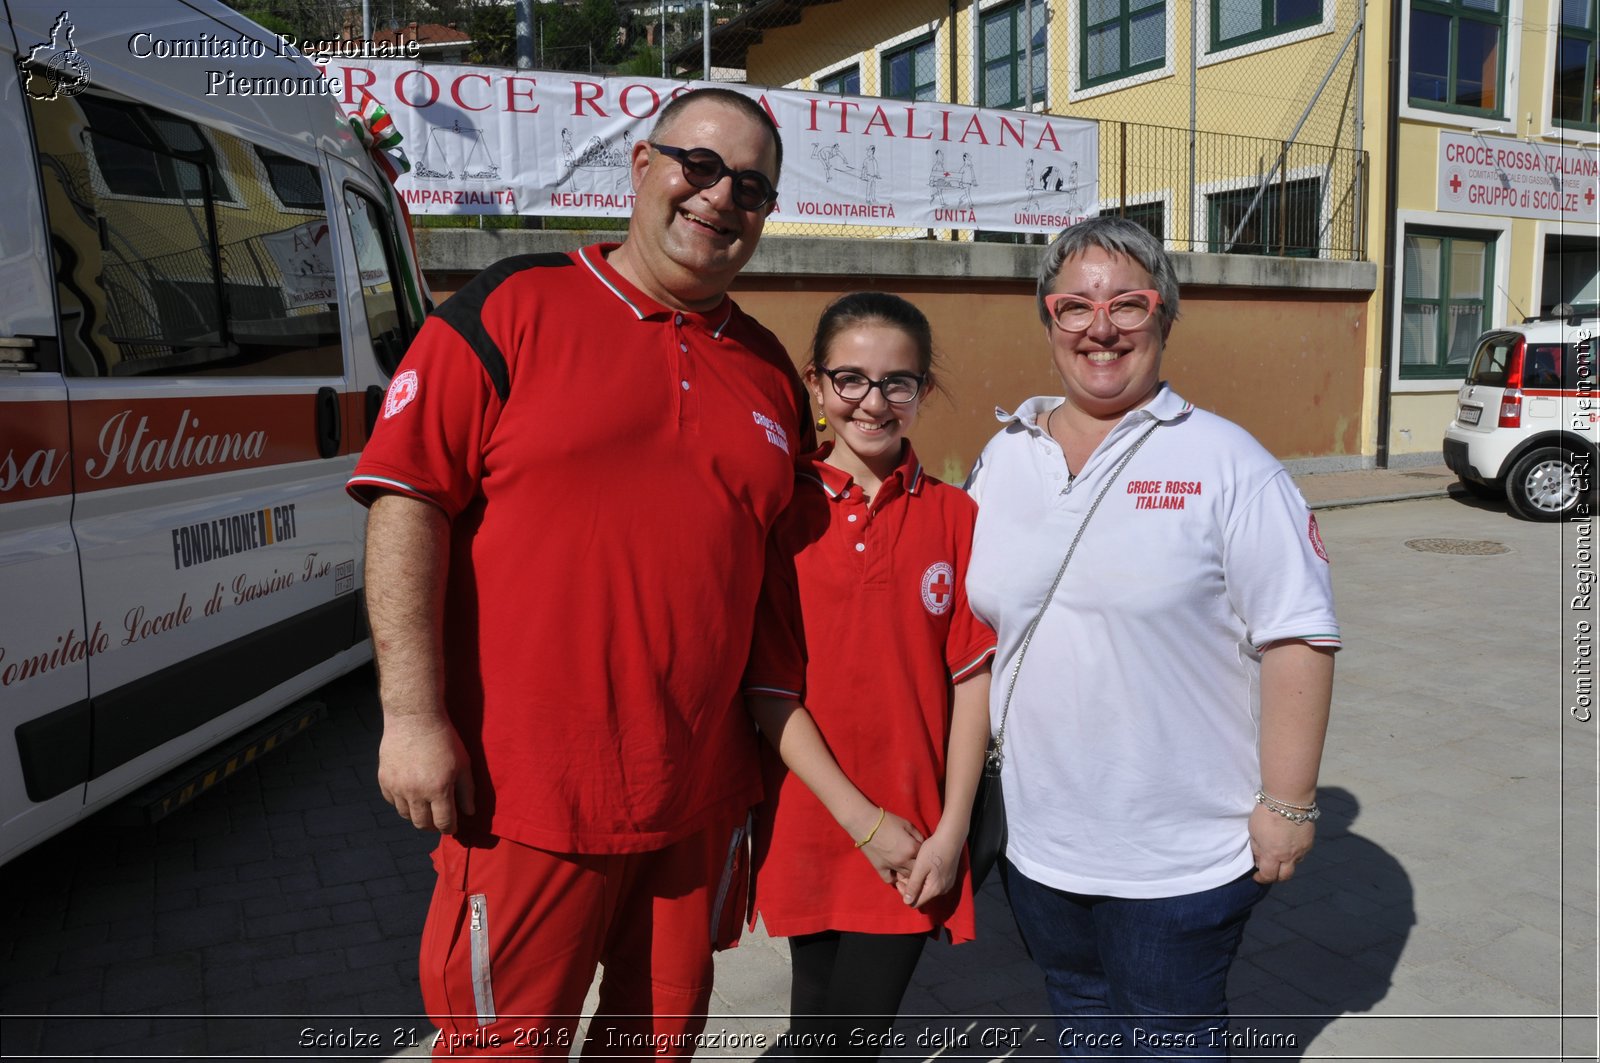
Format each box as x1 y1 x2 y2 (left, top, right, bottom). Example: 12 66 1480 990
1505 447 1591 521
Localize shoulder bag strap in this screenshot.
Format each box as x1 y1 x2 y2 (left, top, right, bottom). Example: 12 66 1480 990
987 419 1159 773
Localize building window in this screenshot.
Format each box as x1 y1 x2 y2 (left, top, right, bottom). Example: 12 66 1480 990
1408 0 1506 116
817 66 861 96
1212 0 1320 49
982 0 1049 109
882 36 937 101
1554 0 1598 129
1081 0 1165 87
1207 177 1320 257
1400 228 1494 380
1542 234 1600 317
1100 201 1165 242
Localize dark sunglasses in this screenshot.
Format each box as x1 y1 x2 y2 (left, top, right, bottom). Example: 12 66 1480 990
651 143 777 212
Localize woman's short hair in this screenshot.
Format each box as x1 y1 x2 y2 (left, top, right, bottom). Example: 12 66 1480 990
1035 217 1180 327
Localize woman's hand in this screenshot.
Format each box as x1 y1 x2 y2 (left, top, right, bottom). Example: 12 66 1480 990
1248 804 1315 883
855 809 924 884
900 826 965 907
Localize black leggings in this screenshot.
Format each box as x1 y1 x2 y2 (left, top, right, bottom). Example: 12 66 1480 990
775 929 928 1058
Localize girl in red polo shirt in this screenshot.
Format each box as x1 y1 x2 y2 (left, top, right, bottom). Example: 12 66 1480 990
745 292 996 1056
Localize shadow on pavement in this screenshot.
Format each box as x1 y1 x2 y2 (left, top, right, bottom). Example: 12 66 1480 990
1444 481 1512 517
0 666 436 1060
1228 786 1415 1058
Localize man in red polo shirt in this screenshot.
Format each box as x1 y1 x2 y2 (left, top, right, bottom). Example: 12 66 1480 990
347 89 809 1058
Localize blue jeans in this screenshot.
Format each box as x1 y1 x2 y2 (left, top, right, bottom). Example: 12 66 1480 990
1003 860 1268 1059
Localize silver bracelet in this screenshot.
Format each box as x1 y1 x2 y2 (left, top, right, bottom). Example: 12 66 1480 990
1255 789 1321 823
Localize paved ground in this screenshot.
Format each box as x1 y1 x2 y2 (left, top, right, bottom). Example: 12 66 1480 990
1 470 1595 1061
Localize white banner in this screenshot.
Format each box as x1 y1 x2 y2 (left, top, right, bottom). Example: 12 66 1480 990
1437 131 1598 222
324 62 1100 234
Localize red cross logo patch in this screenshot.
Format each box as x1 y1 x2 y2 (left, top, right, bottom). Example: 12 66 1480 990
921 561 956 616
384 369 419 419
1308 513 1328 562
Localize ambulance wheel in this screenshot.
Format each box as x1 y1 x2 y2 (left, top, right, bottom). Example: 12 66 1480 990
1505 446 1591 521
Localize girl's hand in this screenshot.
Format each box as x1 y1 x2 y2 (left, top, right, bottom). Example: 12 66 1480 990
901 827 964 907
855 809 924 884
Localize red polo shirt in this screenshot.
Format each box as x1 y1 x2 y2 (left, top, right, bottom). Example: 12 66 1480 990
745 443 995 942
348 243 811 853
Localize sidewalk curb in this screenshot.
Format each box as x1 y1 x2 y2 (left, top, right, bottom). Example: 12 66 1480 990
1308 488 1454 510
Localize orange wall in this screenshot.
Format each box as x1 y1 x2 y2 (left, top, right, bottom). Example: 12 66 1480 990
733 279 1367 481
425 271 1367 480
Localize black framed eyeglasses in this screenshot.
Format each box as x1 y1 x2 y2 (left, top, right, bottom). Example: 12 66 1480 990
820 367 926 405
651 143 777 212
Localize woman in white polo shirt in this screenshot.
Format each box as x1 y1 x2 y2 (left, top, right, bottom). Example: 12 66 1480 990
964 216 1340 1058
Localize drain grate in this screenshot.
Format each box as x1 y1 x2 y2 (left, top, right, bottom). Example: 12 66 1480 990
1401 471 1451 479
1405 537 1510 555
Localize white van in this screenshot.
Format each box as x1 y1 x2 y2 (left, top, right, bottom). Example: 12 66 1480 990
0 0 421 862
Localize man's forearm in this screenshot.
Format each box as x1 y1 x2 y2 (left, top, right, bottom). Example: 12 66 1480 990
365 494 451 721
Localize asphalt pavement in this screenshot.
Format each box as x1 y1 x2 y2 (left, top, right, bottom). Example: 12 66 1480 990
1 470 1595 1062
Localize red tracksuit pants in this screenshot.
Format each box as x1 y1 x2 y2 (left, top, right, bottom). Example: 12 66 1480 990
420 817 747 1059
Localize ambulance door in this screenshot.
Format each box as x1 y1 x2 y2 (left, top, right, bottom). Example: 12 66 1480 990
326 154 421 569
0 18 93 864
23 86 365 809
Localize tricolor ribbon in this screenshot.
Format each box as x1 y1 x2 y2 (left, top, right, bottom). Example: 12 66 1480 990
346 86 430 327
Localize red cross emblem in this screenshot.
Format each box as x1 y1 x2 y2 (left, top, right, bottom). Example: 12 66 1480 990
921 561 955 616
384 370 419 419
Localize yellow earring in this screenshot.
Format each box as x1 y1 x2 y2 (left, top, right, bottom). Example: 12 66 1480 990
816 415 828 430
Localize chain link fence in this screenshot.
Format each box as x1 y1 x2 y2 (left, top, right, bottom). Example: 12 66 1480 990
293 0 1368 258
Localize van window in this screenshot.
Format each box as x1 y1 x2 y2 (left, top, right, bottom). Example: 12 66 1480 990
31 91 342 378
344 188 416 376
258 148 325 212
1465 333 1518 388
76 95 233 204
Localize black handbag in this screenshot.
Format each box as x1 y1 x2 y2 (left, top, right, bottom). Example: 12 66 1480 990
965 419 1158 893
967 740 1007 890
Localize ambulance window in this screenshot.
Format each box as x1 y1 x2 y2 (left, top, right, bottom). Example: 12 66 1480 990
257 148 325 211
76 96 231 203
30 92 342 378
344 188 417 377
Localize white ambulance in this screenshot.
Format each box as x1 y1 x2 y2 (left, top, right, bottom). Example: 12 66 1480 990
0 0 421 862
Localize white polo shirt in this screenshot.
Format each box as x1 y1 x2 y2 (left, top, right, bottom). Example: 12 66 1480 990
965 385 1340 899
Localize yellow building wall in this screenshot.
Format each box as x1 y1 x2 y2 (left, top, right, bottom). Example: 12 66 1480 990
748 0 954 96
747 0 1600 467
748 0 1366 253
1355 1 1390 466
1379 0 1589 459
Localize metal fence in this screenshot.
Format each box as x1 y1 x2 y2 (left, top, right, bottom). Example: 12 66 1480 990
390 0 1370 258
664 0 1366 257
1098 122 1367 260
